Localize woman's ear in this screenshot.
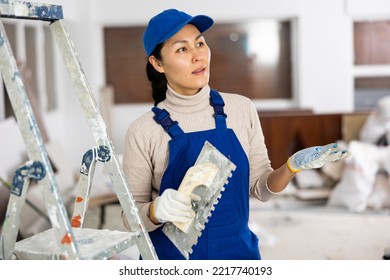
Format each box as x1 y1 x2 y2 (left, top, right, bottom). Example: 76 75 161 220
149 56 164 73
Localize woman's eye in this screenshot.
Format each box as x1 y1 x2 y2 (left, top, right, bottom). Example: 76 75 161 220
177 47 187 53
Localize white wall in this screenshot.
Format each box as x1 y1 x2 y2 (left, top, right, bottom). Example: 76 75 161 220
27 0 390 169
297 0 354 112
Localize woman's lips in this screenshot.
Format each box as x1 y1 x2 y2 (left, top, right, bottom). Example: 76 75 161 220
192 67 206 75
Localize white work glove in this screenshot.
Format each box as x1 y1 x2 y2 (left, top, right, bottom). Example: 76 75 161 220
287 143 350 173
153 188 194 224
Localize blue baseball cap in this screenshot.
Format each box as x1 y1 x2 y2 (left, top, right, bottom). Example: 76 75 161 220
143 9 214 56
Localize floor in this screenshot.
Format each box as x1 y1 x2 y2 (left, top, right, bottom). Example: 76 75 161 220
84 196 390 260
250 200 390 260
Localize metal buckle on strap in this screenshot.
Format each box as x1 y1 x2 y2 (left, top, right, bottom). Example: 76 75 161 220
213 104 227 118
153 108 178 133
160 117 178 131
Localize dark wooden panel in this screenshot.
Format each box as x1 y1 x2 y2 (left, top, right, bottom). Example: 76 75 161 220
259 111 342 168
104 27 153 103
354 20 390 65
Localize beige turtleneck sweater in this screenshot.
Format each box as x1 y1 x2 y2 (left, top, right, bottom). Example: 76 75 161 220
122 85 275 232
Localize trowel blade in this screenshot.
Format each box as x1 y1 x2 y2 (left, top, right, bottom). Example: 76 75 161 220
162 140 236 259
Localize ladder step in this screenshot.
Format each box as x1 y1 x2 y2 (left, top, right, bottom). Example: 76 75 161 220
13 228 139 260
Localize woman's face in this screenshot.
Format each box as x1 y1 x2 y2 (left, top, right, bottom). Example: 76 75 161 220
150 24 211 96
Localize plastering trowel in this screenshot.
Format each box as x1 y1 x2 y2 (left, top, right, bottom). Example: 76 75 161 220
162 140 236 259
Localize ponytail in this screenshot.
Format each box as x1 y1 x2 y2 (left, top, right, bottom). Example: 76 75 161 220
146 43 167 106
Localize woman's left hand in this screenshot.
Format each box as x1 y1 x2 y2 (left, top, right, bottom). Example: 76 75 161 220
287 143 350 173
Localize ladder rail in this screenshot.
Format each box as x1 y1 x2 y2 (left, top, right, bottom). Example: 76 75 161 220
0 160 46 259
49 19 157 260
0 16 80 259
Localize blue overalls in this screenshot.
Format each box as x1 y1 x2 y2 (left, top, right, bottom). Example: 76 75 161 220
149 90 261 260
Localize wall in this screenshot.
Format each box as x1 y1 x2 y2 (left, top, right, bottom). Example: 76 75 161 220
22 0 390 169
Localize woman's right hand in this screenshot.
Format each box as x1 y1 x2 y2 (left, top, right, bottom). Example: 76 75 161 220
151 188 194 224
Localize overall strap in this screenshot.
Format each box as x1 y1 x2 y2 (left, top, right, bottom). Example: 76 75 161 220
152 107 184 138
210 89 227 129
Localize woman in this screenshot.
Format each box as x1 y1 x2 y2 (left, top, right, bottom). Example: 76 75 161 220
122 8 349 260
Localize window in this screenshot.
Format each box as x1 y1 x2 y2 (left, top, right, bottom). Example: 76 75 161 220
207 20 292 100
104 26 151 103
353 20 390 110
0 20 57 121
104 19 293 103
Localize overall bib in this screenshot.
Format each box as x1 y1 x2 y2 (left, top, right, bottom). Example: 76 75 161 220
149 90 261 260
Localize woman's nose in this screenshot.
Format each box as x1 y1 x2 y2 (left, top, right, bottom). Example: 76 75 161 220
192 49 202 63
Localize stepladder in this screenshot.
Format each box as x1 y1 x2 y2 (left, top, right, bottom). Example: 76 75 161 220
0 0 157 260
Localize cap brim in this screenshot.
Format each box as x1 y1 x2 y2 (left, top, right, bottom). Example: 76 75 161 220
158 15 214 47
190 15 214 34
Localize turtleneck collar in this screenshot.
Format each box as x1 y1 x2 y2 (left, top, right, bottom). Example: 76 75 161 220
162 84 211 114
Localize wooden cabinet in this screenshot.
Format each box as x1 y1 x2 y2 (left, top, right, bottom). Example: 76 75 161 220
258 111 342 169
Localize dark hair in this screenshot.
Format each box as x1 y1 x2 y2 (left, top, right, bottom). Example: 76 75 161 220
146 43 167 106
